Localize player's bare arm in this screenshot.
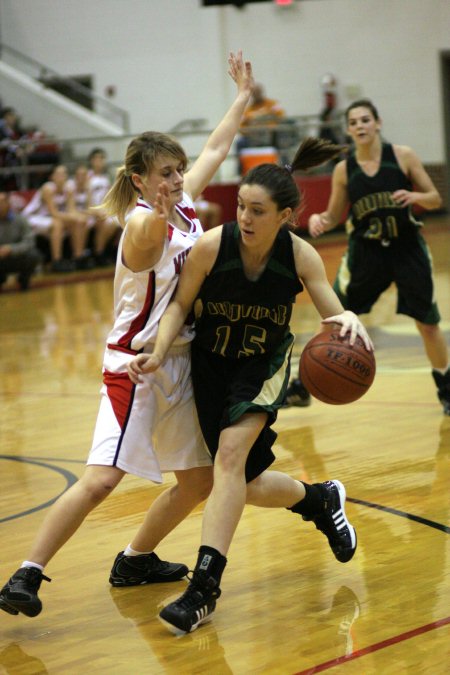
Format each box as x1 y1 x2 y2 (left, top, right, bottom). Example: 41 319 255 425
123 181 170 272
308 160 349 237
156 230 220 351
293 236 373 350
392 145 443 210
184 51 254 201
41 184 63 219
127 228 221 383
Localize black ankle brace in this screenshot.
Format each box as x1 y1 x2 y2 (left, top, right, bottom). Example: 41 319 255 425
195 546 227 587
287 482 326 518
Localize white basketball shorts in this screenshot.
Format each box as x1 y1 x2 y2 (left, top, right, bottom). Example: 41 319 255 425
87 345 211 483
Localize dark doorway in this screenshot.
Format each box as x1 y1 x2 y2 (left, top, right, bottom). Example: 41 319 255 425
39 74 94 111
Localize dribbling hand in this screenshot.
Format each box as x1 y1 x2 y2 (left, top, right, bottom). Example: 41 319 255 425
322 310 374 351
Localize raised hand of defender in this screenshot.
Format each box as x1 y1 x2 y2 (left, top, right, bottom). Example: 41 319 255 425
127 353 162 384
228 50 254 98
154 181 171 225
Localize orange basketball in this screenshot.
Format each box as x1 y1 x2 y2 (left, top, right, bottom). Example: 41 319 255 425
299 328 376 404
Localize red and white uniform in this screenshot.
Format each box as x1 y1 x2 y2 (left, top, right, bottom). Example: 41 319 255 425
87 193 212 482
88 170 111 207
22 182 71 231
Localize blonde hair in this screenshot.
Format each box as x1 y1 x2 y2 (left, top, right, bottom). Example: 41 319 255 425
101 131 188 226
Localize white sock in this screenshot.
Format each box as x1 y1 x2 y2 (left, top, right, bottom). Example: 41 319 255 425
21 561 44 571
124 545 153 557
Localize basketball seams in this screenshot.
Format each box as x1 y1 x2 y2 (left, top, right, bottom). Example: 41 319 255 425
300 358 343 404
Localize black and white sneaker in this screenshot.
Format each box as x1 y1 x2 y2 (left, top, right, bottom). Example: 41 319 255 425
432 369 450 416
282 378 311 408
159 571 221 635
109 552 188 587
0 567 51 617
306 480 357 563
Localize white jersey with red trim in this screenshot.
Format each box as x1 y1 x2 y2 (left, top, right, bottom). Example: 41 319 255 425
104 192 203 372
88 170 111 206
22 181 71 216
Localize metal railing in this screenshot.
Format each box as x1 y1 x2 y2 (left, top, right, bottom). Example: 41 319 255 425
0 115 346 190
0 42 130 132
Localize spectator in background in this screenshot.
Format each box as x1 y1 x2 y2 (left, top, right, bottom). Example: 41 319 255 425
24 126 61 189
194 194 222 231
0 191 41 291
71 164 92 215
87 148 111 206
70 163 116 267
22 164 90 273
87 147 119 264
316 90 344 174
0 107 22 143
236 83 286 174
0 107 60 190
0 107 29 191
319 91 342 146
241 83 285 133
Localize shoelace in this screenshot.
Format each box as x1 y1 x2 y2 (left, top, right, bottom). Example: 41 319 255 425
19 568 51 587
174 587 208 611
173 572 220 610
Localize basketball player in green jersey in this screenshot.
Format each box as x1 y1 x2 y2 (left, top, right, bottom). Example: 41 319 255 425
127 138 373 634
299 99 449 415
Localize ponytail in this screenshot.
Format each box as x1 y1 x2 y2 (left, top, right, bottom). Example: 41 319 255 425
100 165 137 227
290 137 344 173
242 137 345 218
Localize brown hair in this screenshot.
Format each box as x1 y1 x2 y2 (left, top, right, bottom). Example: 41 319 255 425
241 137 344 221
345 98 380 122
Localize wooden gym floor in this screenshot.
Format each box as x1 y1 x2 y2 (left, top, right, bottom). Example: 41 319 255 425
0 216 449 674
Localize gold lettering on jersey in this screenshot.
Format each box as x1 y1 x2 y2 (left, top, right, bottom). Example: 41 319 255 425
364 215 399 240
353 191 403 220
206 301 287 325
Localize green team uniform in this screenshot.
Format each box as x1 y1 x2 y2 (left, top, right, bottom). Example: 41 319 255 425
334 142 440 324
191 221 303 482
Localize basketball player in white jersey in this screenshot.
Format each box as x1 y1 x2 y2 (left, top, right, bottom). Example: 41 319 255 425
22 164 89 272
69 163 116 268
0 51 254 619
87 148 119 265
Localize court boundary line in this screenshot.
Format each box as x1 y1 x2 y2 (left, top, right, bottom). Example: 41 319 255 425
292 615 450 674
0 455 79 523
347 496 450 534
1 454 448 672
1 455 449 535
